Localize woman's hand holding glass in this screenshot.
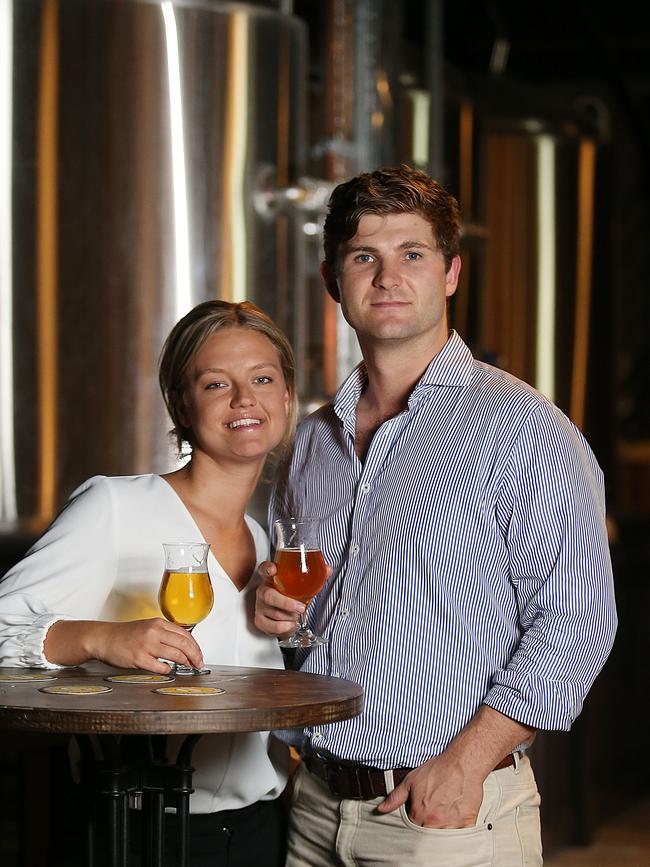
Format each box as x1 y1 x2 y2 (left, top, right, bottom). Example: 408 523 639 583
43 617 205 673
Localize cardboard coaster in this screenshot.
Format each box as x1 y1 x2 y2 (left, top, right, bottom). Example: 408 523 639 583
105 674 175 684
40 684 112 696
154 686 225 697
0 672 57 683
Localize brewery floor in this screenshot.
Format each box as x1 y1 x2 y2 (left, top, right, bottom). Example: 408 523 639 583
544 797 650 866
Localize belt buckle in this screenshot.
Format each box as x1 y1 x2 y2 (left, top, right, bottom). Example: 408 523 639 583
314 754 361 799
328 760 353 799
309 753 341 795
327 767 344 798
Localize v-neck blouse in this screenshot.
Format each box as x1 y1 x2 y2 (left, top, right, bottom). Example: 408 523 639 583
158 473 259 595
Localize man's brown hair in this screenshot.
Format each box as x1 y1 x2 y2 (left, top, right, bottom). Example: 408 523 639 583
323 165 461 272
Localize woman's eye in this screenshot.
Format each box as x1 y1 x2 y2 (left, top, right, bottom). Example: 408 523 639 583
205 381 227 390
255 376 273 385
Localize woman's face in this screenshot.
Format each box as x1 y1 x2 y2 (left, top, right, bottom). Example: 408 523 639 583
181 327 290 465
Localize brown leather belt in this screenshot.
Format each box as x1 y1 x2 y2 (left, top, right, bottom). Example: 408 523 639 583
303 752 515 800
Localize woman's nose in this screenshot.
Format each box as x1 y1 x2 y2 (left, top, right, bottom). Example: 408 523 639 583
230 384 256 406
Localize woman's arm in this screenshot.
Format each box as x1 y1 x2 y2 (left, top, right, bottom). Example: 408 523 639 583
44 618 204 673
0 476 203 672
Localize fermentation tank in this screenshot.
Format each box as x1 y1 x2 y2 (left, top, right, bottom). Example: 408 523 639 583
0 0 307 535
447 80 608 453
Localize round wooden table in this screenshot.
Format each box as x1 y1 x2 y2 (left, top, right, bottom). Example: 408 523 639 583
0 663 363 866
0 662 363 734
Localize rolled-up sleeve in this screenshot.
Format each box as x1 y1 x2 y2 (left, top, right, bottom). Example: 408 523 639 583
484 405 617 730
0 476 118 667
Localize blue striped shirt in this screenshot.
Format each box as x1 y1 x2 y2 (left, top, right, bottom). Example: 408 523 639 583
271 331 617 769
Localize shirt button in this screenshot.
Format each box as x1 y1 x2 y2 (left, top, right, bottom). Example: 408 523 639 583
350 544 360 555
361 483 370 493
312 733 324 743
341 608 349 616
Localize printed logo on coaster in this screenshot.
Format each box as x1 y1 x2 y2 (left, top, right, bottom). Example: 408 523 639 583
0 672 57 683
153 686 225 696
105 674 175 684
40 685 113 695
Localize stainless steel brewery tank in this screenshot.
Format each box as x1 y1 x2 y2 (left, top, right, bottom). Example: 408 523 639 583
0 0 306 532
447 80 603 441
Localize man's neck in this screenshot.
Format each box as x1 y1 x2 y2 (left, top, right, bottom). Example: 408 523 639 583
352 330 451 462
358 330 451 417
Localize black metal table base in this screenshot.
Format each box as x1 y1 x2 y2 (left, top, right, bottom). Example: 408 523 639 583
75 733 202 867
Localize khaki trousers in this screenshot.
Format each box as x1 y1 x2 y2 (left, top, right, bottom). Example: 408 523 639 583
286 754 543 867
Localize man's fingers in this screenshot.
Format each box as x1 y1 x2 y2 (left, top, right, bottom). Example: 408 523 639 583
254 591 301 635
377 781 409 814
259 560 278 581
254 564 307 637
258 584 304 616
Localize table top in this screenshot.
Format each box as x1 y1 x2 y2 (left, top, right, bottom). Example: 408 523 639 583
0 663 363 735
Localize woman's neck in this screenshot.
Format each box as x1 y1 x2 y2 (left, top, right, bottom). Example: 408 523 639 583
161 452 262 530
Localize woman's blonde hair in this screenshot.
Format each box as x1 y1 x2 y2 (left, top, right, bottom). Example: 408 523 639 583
158 300 297 458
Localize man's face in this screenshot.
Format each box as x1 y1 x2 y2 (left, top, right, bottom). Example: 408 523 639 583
324 212 460 350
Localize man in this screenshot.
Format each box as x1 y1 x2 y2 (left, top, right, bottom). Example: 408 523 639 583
256 165 616 866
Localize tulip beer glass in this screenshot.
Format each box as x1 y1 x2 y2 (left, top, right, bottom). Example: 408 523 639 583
273 519 327 648
159 542 213 675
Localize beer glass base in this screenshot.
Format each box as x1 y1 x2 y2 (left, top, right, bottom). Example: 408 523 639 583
279 630 327 649
173 664 212 676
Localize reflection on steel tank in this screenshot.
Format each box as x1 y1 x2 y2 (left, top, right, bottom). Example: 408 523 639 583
0 0 308 533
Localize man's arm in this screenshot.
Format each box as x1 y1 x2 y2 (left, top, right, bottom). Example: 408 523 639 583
382 404 615 828
378 705 534 827
482 404 617 731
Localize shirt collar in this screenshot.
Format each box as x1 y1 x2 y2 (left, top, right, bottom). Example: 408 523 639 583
333 331 474 423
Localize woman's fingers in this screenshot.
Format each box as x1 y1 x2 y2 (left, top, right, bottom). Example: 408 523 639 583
148 619 204 667
96 618 204 671
161 636 204 669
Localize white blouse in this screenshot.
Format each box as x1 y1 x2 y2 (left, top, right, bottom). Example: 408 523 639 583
0 473 288 812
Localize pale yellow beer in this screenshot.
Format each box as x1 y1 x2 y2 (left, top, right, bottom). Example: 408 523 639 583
158 570 214 628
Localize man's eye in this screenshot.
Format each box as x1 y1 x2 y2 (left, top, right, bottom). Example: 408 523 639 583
354 254 374 264
405 251 422 260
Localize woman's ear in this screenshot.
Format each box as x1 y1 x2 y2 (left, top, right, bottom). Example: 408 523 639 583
175 389 191 429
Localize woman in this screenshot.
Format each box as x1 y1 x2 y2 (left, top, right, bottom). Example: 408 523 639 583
0 300 297 866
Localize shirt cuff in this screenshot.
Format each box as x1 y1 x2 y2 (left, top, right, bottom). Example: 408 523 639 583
483 680 580 732
20 615 70 669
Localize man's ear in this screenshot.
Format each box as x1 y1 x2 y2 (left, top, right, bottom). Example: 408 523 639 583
445 255 462 299
320 261 340 303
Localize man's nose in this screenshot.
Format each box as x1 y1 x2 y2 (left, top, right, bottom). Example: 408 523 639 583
373 260 401 290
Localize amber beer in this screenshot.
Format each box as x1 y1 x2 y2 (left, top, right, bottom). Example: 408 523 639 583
274 547 327 603
158 570 214 628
